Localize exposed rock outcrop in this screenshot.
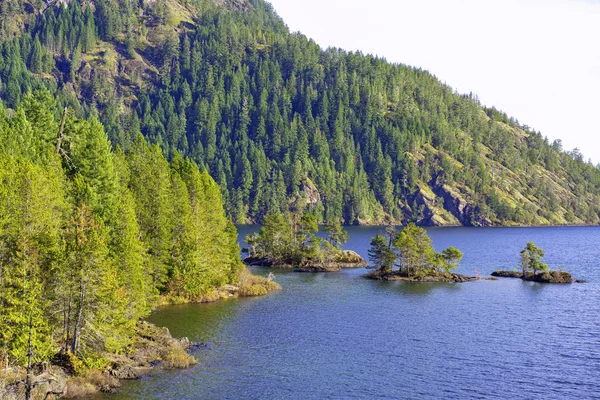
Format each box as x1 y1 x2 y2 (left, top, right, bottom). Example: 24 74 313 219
491 270 576 283
432 182 492 227
299 177 321 206
364 270 479 283
490 270 522 278
333 250 369 268
243 250 368 273
0 321 197 399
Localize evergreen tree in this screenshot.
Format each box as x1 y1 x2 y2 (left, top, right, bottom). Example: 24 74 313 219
0 90 249 368
520 242 548 274
1 0 600 232
393 223 435 276
367 234 395 272
0 158 66 365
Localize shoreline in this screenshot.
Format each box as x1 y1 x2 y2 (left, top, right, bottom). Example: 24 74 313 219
491 270 583 283
0 321 198 399
363 269 481 283
0 271 281 399
238 223 600 229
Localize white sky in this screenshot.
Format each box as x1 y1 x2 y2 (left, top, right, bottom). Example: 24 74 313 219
266 0 600 164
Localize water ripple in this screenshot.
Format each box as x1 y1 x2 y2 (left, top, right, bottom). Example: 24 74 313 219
93 227 600 400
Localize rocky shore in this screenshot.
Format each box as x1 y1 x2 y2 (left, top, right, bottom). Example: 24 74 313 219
244 250 368 272
364 269 479 283
0 321 198 399
491 270 581 283
0 270 281 399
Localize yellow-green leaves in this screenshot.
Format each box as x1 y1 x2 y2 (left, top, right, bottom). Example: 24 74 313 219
0 92 244 366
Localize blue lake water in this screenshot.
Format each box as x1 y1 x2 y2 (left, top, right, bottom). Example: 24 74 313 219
95 226 600 399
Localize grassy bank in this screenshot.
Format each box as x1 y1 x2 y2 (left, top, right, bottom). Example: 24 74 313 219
158 268 282 305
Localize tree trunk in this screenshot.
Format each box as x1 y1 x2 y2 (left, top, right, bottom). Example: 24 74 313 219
71 277 85 355
63 288 72 353
55 107 67 154
25 314 33 400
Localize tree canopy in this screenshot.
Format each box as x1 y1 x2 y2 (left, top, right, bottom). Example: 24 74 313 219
0 90 242 368
520 242 548 275
245 212 349 269
0 0 599 227
368 223 463 277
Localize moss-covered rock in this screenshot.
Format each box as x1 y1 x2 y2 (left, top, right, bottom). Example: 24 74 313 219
243 251 368 272
491 270 575 283
364 269 478 283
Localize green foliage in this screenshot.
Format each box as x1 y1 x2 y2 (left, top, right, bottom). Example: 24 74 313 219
1 0 599 227
393 224 435 276
247 213 294 264
368 223 463 276
246 212 348 267
0 159 65 365
0 91 243 366
325 219 349 248
367 234 395 272
520 242 548 274
126 135 174 291
441 247 463 273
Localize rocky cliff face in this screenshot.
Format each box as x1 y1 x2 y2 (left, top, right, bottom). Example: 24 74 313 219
432 182 491 227
299 178 321 206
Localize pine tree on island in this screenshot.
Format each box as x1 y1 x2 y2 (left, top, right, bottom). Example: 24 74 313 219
492 242 576 283
244 213 366 271
366 223 465 282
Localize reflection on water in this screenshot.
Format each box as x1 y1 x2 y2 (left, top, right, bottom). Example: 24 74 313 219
389 281 461 296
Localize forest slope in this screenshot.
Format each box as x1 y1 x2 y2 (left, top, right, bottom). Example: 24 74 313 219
1 0 599 226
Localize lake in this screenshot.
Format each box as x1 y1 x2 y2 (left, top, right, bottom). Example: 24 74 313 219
94 226 600 399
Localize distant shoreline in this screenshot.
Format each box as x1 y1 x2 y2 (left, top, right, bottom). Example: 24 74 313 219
237 223 600 229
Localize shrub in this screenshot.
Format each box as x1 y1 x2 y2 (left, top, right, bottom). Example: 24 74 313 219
239 284 268 297
65 377 97 398
161 346 196 369
84 369 119 389
238 268 282 296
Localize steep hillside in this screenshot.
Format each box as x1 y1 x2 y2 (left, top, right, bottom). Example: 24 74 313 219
1 0 599 226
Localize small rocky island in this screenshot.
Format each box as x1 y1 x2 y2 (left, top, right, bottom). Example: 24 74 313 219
244 249 368 272
243 213 367 272
491 270 574 283
244 217 581 284
366 269 478 283
363 223 477 283
491 242 579 283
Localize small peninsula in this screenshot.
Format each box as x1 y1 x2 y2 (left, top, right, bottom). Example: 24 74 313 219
243 213 368 272
364 223 475 283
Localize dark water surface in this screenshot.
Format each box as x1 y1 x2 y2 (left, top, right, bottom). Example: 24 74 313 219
95 226 600 399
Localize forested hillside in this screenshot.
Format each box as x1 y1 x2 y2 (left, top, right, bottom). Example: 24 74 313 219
1 0 599 226
0 89 247 370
